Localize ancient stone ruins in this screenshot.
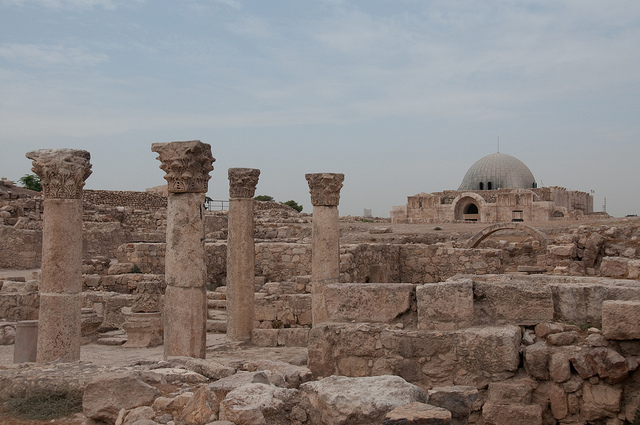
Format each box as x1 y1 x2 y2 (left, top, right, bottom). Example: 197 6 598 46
0 142 639 425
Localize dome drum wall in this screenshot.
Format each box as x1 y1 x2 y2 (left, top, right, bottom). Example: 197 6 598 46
458 153 537 191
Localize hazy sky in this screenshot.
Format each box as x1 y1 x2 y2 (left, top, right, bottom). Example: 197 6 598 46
1 0 639 217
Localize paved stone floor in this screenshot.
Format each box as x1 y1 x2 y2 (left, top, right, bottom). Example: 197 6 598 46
0 332 306 368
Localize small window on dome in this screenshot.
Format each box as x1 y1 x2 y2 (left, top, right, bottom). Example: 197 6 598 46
479 182 484 190
487 182 493 190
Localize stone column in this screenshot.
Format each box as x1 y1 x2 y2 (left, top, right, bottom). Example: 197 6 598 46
152 140 214 359
26 148 92 363
226 168 260 341
305 173 344 325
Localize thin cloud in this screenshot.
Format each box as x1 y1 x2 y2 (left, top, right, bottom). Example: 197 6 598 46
0 43 108 68
0 0 117 8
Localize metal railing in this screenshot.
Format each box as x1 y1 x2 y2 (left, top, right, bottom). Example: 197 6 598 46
204 198 229 211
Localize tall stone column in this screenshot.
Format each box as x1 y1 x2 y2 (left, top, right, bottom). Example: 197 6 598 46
226 168 260 341
305 173 344 325
152 140 214 359
26 149 92 363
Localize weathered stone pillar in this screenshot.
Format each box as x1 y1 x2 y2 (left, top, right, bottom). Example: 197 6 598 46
305 173 344 324
152 140 214 359
226 168 260 341
26 148 92 363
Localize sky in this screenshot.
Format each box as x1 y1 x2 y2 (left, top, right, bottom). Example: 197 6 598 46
1 0 639 218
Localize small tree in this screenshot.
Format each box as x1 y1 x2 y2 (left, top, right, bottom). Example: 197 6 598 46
283 200 303 213
254 195 274 202
18 174 42 192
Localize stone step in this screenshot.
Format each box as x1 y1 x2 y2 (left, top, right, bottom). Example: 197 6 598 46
96 337 127 346
208 299 227 309
208 309 227 321
207 319 227 333
96 330 127 346
261 281 309 295
209 292 226 301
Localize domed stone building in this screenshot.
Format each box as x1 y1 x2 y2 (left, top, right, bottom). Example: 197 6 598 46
391 152 593 223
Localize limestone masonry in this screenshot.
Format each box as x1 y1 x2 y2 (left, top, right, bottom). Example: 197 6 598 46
0 146 639 425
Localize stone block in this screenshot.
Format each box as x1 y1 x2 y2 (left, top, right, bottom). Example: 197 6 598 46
417 280 473 331
383 402 452 425
549 349 574 383
427 386 477 424
581 382 622 422
473 280 554 326
83 373 158 424
251 329 279 347
524 341 550 381
487 381 533 405
208 371 270 401
277 327 310 347
167 356 235 380
108 262 136 275
178 384 219 425
569 347 628 384
301 375 427 425
219 383 297 425
602 300 640 340
254 297 278 321
547 244 576 257
325 283 413 323
547 331 577 346
628 259 640 279
482 403 542 425
534 322 564 338
599 257 629 278
456 326 521 375
308 323 521 388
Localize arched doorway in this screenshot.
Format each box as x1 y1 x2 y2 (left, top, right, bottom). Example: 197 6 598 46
454 195 482 221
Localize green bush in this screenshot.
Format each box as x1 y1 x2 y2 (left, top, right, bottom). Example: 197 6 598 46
254 195 274 202
18 174 42 192
282 200 303 213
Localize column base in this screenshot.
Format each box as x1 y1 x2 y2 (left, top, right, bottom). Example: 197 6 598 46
123 312 163 348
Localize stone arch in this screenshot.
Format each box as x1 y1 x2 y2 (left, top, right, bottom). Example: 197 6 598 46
552 207 568 218
466 222 548 249
452 192 485 222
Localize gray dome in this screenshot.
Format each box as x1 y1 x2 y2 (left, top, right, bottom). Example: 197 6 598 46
458 153 537 191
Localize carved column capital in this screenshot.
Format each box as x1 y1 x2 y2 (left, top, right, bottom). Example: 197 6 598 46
228 168 260 199
305 173 344 206
25 149 92 199
151 140 215 193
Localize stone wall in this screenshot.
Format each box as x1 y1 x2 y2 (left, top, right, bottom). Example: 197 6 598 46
0 292 39 322
117 242 506 286
83 189 167 209
340 244 401 283
398 245 504 283
308 276 640 423
0 226 42 269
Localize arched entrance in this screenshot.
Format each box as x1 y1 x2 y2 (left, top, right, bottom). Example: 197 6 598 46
453 193 484 222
